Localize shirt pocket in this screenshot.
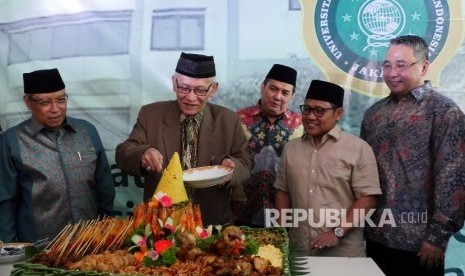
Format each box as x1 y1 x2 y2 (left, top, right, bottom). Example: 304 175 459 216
76 150 97 163
65 149 97 187
320 162 352 186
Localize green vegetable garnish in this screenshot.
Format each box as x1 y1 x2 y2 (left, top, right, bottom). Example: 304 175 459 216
243 238 259 255
125 223 146 246
196 234 218 251
142 246 179 267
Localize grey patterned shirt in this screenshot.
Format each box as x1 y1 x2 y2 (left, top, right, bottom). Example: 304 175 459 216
0 117 115 242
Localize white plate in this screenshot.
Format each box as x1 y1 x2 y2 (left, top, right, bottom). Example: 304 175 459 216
183 165 234 188
0 243 27 264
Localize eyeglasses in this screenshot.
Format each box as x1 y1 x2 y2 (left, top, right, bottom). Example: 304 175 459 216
299 105 338 117
27 94 68 107
382 60 422 72
176 79 214 96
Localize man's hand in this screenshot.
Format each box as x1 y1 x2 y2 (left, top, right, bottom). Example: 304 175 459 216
141 148 164 173
218 158 235 187
310 230 340 250
418 241 444 269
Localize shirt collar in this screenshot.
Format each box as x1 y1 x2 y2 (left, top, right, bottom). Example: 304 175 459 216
27 117 76 137
180 110 204 125
387 80 432 103
302 124 342 143
250 99 292 121
410 80 432 100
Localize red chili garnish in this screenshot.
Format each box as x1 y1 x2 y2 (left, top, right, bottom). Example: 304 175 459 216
154 240 172 253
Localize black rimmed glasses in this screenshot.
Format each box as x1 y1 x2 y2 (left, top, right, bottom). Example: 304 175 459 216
27 94 68 107
382 60 422 73
299 105 338 117
176 79 214 96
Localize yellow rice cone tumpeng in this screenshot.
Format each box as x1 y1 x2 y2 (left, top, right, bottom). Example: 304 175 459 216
154 152 188 204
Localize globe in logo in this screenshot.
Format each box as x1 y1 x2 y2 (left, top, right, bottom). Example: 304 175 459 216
358 0 405 50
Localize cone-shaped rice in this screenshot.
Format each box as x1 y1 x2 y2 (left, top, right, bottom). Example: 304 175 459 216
154 152 188 203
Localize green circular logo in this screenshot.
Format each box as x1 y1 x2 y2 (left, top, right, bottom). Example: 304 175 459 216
314 0 449 83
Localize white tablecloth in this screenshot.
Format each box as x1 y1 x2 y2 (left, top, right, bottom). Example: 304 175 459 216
292 256 385 276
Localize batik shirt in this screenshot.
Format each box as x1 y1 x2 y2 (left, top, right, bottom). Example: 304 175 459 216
0 117 115 242
237 102 303 225
360 81 465 251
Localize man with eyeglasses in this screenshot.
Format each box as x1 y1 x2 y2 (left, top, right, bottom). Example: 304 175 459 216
0 68 115 243
274 80 381 257
361 35 465 276
115 52 252 226
232 64 303 227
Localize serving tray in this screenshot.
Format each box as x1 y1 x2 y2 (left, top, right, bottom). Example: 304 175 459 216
11 226 290 276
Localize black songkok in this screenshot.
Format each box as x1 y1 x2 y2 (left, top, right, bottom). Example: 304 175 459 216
305 80 344 107
175 52 216 78
265 64 297 87
23 68 65 94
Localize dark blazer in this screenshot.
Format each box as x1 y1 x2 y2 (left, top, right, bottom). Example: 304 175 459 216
116 101 253 225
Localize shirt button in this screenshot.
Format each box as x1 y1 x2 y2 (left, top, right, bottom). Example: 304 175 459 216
309 189 313 193
311 170 315 173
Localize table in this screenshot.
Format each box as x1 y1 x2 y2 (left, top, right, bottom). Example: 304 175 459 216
291 256 385 275
0 262 16 276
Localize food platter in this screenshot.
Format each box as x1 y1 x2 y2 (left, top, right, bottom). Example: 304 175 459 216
9 153 290 276
183 165 234 188
241 226 290 276
10 226 290 276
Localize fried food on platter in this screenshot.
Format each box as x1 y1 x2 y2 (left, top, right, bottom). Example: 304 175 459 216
119 255 282 275
243 227 285 248
66 250 134 273
21 225 287 276
30 217 133 268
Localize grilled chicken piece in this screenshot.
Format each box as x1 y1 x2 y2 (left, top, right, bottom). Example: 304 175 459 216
252 256 271 273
